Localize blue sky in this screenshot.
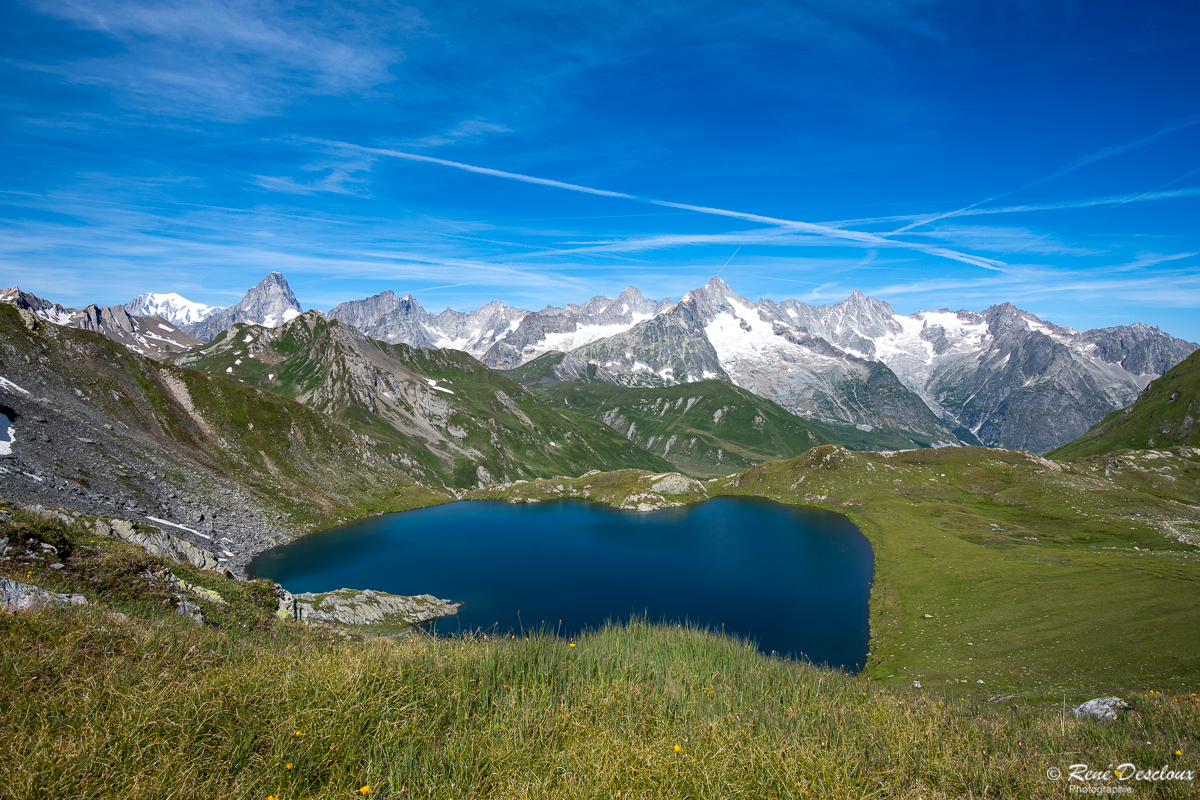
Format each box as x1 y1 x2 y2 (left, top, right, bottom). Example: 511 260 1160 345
2 0 1199 339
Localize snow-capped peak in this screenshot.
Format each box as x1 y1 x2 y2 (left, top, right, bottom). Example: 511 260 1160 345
124 292 218 327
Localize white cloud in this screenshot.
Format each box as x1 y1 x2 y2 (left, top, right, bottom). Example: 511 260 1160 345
26 0 416 119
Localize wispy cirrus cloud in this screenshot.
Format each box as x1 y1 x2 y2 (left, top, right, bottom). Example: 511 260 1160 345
21 0 418 119
890 114 1200 233
399 118 513 148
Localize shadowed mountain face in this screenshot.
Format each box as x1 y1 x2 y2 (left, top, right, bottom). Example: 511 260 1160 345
1050 348 1200 460
172 312 674 487
180 272 302 342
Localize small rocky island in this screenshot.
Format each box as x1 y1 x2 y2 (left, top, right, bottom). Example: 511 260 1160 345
277 587 461 636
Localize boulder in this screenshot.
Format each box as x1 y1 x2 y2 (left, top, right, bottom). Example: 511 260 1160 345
1071 697 1133 722
0 577 87 610
650 473 699 495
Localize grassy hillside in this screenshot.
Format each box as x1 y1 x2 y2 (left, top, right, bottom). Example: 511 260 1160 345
173 315 674 487
506 353 963 476
469 445 1200 698
3 503 1197 799
533 379 838 476
1050 348 1200 460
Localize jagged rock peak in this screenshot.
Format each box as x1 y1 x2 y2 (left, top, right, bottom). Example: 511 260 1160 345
180 273 303 341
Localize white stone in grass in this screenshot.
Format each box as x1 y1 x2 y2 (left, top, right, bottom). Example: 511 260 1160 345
1071 697 1132 723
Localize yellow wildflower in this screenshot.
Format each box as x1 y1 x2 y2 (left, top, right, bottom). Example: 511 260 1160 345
569 643 575 648
674 744 681 752
1177 750 1183 756
286 763 292 770
359 786 370 796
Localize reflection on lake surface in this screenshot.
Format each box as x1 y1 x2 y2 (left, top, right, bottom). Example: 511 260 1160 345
248 497 873 670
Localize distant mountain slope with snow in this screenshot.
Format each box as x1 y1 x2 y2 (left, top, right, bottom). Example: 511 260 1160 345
1 287 200 359
180 272 302 341
124 292 217 327
327 285 673 365
566 278 1196 453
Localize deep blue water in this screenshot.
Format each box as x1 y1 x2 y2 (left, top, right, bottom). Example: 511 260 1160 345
248 497 873 670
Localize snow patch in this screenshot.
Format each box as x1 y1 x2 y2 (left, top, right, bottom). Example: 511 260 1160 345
0 376 31 395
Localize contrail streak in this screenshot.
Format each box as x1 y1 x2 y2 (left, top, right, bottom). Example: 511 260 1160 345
302 137 1005 270
890 114 1200 234
1111 166 1200 208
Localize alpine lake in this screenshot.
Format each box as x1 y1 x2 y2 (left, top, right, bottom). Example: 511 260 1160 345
248 497 874 671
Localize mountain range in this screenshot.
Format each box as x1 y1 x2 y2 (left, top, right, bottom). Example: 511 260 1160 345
323 276 1199 453
4 272 1196 455
0 287 199 360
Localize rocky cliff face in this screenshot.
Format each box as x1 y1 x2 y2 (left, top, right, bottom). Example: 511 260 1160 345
772 292 1197 452
572 279 961 446
328 291 528 355
181 272 302 341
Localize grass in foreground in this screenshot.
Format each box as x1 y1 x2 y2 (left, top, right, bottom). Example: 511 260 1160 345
3 608 1198 799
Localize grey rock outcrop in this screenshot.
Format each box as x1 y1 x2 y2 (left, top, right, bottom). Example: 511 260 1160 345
1072 696 1133 722
329 292 527 356
102 518 223 572
650 473 700 495
282 588 460 627
0 577 87 610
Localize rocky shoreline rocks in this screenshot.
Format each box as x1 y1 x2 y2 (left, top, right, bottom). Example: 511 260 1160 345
2 501 461 634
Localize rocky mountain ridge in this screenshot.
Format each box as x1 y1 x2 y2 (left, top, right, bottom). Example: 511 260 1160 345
18 271 1197 454
328 284 672 366
1 287 200 360
317 276 1196 452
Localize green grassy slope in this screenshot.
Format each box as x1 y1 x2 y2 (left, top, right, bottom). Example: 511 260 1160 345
534 379 837 476
1050 348 1200 460
469 445 1200 698
3 503 1197 800
505 355 962 477
173 315 674 486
